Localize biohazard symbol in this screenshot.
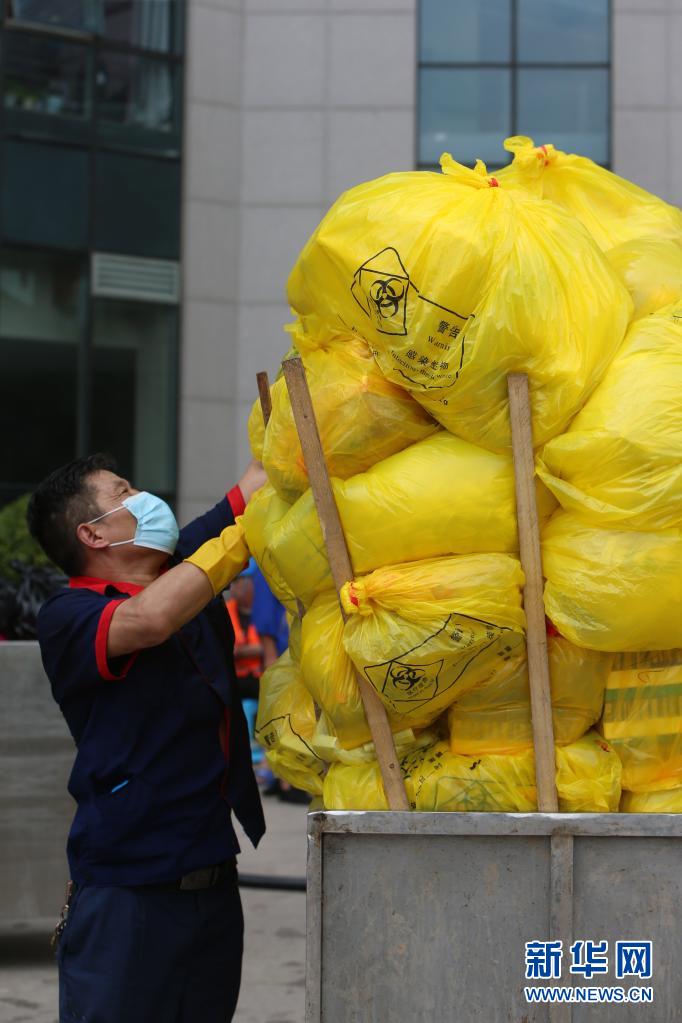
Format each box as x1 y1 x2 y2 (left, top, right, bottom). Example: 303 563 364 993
351 247 412 336
365 657 443 714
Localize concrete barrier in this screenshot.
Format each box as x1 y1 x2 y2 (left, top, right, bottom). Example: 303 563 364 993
0 641 74 930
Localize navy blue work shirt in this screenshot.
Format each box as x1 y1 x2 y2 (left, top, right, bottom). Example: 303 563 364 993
37 488 265 887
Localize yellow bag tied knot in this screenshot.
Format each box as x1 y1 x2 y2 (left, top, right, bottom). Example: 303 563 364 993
340 579 371 617
184 517 249 597
498 135 682 251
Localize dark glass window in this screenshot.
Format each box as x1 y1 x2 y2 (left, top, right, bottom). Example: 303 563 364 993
419 69 511 167
2 141 90 249
517 0 609 63
92 299 177 497
94 50 179 152
419 0 511 63
102 1 177 54
5 0 94 33
418 0 611 168
94 152 180 259
517 68 609 164
3 32 90 119
0 249 85 501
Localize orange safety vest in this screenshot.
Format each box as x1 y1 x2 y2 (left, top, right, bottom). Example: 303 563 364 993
226 599 263 679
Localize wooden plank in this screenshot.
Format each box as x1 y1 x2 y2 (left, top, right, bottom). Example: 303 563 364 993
549 833 574 1023
256 371 272 427
282 356 409 811
507 373 559 814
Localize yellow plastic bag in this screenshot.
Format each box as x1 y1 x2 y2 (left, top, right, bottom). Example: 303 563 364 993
498 136 682 251
599 650 682 793
251 317 437 503
323 733 621 813
311 712 438 766
542 512 682 652
338 554 526 729
621 787 682 813
606 237 682 321
241 483 298 614
555 733 622 813
448 636 611 756
300 590 410 750
288 155 630 451
254 649 325 796
538 304 682 531
269 431 556 608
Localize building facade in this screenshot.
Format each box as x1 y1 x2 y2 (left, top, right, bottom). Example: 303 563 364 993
1 0 680 524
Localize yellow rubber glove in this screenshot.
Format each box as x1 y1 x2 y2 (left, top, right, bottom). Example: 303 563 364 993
184 516 249 596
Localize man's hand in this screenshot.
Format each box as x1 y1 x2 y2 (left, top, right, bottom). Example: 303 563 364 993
237 459 267 504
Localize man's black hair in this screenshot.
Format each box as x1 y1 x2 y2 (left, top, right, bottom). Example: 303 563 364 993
27 454 117 577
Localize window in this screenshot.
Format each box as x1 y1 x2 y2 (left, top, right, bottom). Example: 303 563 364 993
0 2 184 506
0 250 85 503
418 0 610 168
92 299 177 498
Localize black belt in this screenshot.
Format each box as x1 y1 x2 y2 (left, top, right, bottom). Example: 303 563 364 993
139 859 237 892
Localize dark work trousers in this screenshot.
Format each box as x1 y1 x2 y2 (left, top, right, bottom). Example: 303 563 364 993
57 867 244 1023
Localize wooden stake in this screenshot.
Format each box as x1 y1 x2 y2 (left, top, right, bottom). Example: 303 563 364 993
257 371 272 427
282 356 409 811
507 373 559 813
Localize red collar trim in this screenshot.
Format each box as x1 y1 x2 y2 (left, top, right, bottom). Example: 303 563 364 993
69 575 144 596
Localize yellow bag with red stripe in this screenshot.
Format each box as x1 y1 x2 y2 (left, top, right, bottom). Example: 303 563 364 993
300 554 525 749
288 155 630 451
497 136 682 251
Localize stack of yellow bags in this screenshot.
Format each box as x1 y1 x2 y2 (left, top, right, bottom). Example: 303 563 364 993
249 135 682 813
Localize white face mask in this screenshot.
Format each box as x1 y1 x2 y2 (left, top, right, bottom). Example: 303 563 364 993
88 491 179 556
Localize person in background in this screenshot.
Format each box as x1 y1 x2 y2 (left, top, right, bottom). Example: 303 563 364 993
225 560 265 768
27 453 266 1023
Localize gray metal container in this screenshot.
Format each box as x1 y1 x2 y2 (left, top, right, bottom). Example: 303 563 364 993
306 811 682 1022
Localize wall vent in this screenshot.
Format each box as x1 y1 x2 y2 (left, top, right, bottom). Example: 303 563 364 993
91 253 180 304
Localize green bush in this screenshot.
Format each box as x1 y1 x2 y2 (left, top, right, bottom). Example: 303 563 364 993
0 494 53 582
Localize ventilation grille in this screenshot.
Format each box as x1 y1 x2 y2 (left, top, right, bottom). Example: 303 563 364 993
91 253 180 304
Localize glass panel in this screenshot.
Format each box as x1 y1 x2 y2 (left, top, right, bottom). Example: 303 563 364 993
419 68 511 166
3 32 89 119
2 141 90 249
95 51 176 132
518 0 609 64
419 0 511 64
517 68 608 163
102 0 176 53
6 0 94 32
94 152 181 259
92 300 177 496
0 250 84 494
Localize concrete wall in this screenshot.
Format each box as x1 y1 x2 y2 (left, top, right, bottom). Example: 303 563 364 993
0 642 74 930
178 0 417 523
611 0 682 206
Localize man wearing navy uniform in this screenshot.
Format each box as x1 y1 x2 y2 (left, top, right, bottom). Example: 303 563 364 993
27 452 267 1023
